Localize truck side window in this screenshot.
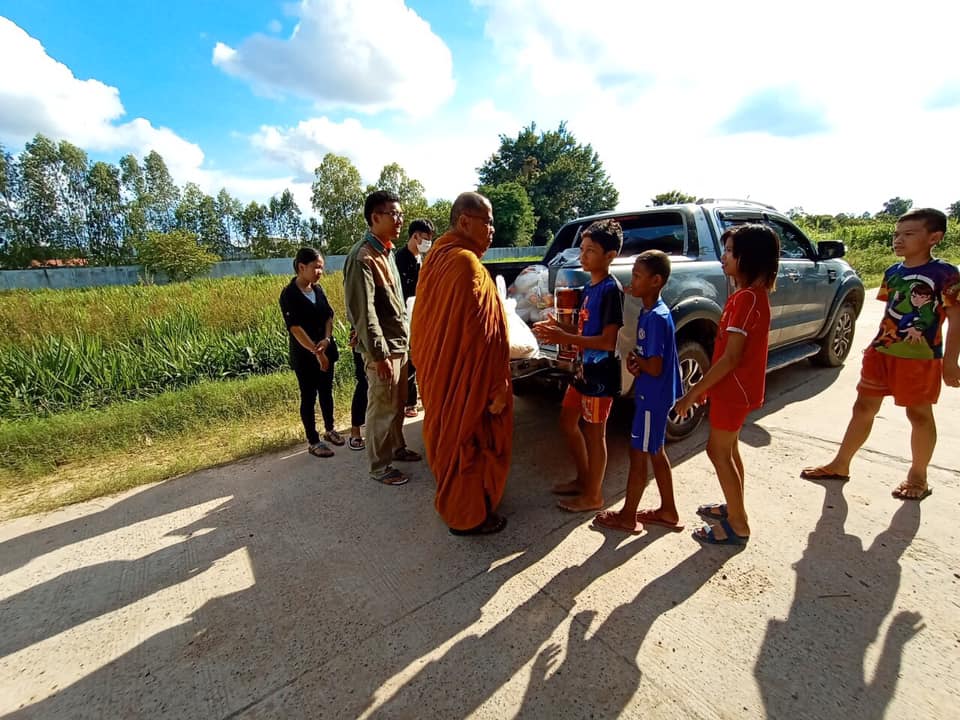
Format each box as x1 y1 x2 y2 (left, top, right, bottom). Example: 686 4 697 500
616 212 687 257
766 218 814 260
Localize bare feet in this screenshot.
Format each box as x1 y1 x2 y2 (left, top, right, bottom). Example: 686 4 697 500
594 509 642 534
557 495 604 513
551 479 581 496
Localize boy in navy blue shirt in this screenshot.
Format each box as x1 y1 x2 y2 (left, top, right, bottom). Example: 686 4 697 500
534 220 624 512
595 250 684 532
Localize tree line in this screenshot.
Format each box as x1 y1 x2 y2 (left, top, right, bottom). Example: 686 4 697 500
0 123 620 271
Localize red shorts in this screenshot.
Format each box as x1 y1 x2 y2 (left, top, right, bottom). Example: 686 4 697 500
708 401 751 432
562 386 614 424
857 347 942 406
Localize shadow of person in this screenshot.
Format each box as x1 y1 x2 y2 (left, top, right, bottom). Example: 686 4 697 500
361 529 666 719
1 437 590 718
754 479 923 720
514 543 742 717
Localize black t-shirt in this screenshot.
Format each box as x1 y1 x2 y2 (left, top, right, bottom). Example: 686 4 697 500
394 245 419 300
279 277 335 367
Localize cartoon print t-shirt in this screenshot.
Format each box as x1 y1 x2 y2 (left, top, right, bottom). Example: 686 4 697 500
871 259 960 360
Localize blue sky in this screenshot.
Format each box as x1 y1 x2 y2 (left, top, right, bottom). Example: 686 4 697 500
2 0 959 216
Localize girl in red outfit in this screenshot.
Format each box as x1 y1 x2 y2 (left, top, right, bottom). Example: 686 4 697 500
674 224 780 544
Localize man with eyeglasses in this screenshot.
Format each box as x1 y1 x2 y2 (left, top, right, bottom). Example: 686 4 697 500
344 190 422 487
411 192 513 535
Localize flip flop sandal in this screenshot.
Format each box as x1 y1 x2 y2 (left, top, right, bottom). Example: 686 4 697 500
308 442 334 458
891 483 932 501
800 468 850 481
348 436 365 451
635 509 685 531
403 406 419 418
692 518 749 546
324 430 346 446
393 448 421 462
371 467 409 486
696 503 728 521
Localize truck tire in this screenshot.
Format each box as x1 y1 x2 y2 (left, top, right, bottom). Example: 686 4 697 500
666 340 710 441
812 301 856 367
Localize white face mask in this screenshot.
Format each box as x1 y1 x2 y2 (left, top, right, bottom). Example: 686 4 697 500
418 238 433 253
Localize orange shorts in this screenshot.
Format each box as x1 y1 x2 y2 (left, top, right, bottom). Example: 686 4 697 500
708 401 751 432
857 347 942 406
562 386 614 424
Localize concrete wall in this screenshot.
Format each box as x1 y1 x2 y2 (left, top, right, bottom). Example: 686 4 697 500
0 246 546 291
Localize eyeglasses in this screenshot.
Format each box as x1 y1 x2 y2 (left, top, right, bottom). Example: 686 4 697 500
375 209 404 221
464 214 495 227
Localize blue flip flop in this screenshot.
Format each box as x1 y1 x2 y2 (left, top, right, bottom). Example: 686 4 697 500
692 518 749 546
696 502 728 521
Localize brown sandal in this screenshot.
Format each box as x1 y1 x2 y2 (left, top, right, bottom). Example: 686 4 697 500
308 442 334 458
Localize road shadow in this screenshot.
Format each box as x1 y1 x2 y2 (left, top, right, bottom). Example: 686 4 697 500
514 540 742 717
1 413 593 718
753 479 923 720
362 528 674 719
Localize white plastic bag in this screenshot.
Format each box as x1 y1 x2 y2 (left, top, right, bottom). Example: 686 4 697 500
504 297 539 359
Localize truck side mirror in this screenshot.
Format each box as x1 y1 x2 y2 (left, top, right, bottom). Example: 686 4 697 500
817 240 845 260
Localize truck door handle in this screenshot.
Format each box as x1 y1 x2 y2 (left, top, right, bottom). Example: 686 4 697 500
785 270 800 283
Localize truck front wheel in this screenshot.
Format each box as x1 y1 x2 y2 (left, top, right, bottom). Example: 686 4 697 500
812 301 856 367
666 340 710 441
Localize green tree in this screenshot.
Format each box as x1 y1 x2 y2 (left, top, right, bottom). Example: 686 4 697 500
86 161 130 264
17 135 63 260
879 197 912 217
366 162 430 239
0 144 16 264
56 140 89 255
651 190 697 206
215 188 243 253
479 182 537 247
311 153 366 254
477 122 619 244
119 154 148 246
425 199 452 237
143 150 180 232
136 229 219 281
947 201 960 221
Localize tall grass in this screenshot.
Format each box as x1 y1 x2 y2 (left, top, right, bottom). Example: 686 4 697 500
798 217 960 287
0 273 352 419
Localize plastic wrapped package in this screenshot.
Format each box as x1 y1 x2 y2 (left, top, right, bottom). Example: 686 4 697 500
502 297 539 359
507 265 550 324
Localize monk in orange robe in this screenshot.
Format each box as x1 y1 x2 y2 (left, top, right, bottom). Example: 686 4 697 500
411 192 513 535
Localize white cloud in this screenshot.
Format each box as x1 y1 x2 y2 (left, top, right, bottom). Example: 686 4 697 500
472 0 960 213
249 100 521 203
213 0 456 114
0 18 307 212
0 17 204 181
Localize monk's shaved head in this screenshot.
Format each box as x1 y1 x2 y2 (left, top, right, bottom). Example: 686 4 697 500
450 192 491 226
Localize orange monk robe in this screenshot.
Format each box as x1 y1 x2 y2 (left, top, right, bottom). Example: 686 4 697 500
411 230 513 530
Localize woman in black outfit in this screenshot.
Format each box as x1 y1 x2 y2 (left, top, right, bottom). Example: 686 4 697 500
279 248 345 457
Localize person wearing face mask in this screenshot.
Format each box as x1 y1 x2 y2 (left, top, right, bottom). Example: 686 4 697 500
394 218 435 418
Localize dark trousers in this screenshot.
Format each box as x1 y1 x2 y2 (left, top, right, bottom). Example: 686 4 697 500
293 360 335 445
406 358 418 408
351 350 368 428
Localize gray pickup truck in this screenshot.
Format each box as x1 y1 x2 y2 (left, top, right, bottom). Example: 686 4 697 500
510 200 865 439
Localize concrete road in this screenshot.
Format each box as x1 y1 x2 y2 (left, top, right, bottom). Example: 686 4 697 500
1 300 958 719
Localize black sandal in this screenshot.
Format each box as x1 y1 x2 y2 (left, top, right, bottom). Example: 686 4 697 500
449 513 507 536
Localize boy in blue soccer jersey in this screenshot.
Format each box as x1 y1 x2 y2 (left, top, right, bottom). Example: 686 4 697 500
595 250 685 533
534 219 625 512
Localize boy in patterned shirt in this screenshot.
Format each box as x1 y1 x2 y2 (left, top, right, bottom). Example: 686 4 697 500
802 208 960 500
